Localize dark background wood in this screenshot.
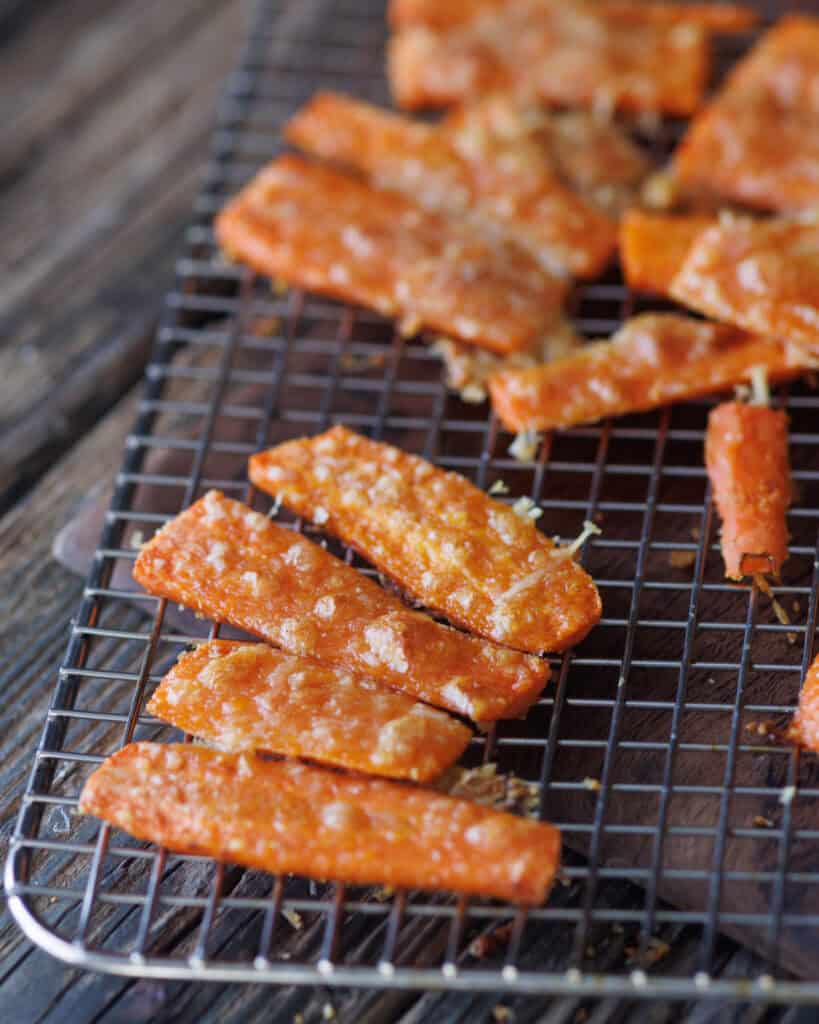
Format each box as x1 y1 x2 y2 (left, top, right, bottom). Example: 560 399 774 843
0 1 815 1021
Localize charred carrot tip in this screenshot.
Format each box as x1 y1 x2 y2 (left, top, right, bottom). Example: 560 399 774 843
79 742 562 905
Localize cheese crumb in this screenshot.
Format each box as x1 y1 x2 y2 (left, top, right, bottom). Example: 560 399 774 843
488 479 510 496
508 429 542 462
511 497 542 522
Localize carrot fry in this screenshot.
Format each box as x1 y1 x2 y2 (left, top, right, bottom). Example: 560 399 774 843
791 654 819 752
215 155 567 355
670 216 819 358
148 641 472 782
488 313 809 434
388 3 709 116
675 16 819 212
705 400 790 581
619 210 714 295
250 426 601 655
133 491 548 721
389 0 756 32
285 92 618 278
79 743 562 904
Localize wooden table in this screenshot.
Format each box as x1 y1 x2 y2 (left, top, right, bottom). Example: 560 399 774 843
0 1 813 1021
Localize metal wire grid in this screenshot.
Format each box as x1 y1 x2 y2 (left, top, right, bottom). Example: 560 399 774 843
8 0 819 1004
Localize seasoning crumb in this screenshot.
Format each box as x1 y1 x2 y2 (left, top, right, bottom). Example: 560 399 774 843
753 815 774 828
293 1015 304 1024
669 549 696 569
779 785 796 806
787 632 798 646
283 908 303 930
508 429 543 462
574 1010 588 1024
129 530 144 549
489 479 510 496
690 527 701 540
511 496 542 522
492 1007 514 1022
793 600 802 615
372 885 394 903
583 777 601 792
469 922 514 959
322 1004 336 1021
585 944 596 958
612 923 624 935
339 351 386 373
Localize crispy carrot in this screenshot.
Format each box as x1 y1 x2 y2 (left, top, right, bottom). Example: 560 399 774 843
285 92 617 278
148 641 472 782
250 426 601 655
488 313 809 434
388 4 709 116
79 743 562 904
215 155 567 355
705 397 790 581
675 16 819 212
791 654 819 752
619 210 714 295
388 0 756 33
133 491 549 721
670 216 819 357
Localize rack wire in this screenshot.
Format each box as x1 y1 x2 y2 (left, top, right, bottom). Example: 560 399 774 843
8 0 819 1008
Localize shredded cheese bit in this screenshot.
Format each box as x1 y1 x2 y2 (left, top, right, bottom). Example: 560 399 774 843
282 908 303 930
511 496 542 522
129 530 144 549
755 575 790 626
488 479 510 496
322 1005 336 1021
508 429 542 462
564 520 602 557
779 785 796 806
441 763 541 817
267 494 283 518
753 815 774 829
583 777 601 792
748 365 770 407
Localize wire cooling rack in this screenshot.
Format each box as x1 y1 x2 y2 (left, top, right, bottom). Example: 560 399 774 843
8 0 819 1007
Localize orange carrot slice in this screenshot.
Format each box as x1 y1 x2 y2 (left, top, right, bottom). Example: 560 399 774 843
488 313 809 433
705 400 790 581
675 16 819 212
285 92 617 278
148 641 472 782
388 4 709 116
133 491 548 721
670 216 819 357
389 0 755 32
80 743 561 904
250 426 601 655
619 210 714 295
792 655 819 752
215 155 567 355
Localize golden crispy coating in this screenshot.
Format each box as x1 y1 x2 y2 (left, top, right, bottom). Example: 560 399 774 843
792 655 819 753
250 426 601 655
705 401 790 581
286 92 618 278
79 743 562 904
675 16 819 211
671 217 819 357
388 1 709 116
619 210 714 295
149 641 472 782
215 155 567 354
488 314 809 433
133 491 549 721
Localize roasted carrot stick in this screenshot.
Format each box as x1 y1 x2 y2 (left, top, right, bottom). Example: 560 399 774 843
705 385 790 581
249 426 601 655
148 641 472 782
133 491 549 721
388 4 709 116
674 16 819 212
389 0 756 32
670 216 819 358
285 92 618 278
619 210 714 295
791 654 819 752
215 155 567 355
488 314 809 434
79 743 562 904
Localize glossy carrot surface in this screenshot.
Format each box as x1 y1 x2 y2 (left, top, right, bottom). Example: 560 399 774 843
149 641 472 782
215 155 567 355
134 491 549 721
705 401 790 580
250 425 601 655
79 743 562 904
488 314 808 433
